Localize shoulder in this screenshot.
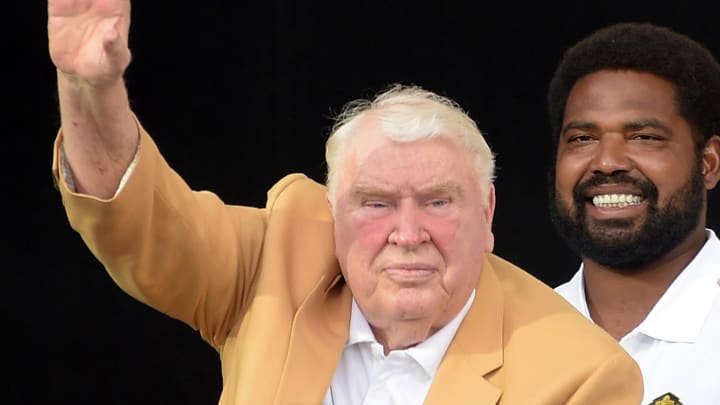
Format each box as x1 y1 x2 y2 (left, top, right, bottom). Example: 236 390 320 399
485 253 570 307
486 253 623 357
260 174 339 295
259 173 334 227
266 173 330 216
479 255 642 401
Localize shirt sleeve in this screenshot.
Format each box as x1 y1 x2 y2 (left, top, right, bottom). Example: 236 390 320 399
58 140 141 198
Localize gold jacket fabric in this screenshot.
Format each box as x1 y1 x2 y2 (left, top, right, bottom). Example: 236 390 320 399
52 125 643 404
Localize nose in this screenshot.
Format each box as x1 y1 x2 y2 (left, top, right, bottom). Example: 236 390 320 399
589 134 633 175
388 202 430 249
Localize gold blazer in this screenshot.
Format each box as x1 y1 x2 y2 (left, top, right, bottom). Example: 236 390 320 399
52 125 643 405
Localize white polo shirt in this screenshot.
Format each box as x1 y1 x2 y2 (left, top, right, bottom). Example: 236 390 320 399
322 290 475 405
555 229 720 405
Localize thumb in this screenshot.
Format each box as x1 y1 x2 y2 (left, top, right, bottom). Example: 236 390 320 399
102 17 132 72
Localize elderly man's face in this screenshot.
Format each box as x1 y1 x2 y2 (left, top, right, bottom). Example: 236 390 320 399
331 116 495 348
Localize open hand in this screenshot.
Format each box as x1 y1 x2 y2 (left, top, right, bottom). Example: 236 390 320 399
48 0 132 87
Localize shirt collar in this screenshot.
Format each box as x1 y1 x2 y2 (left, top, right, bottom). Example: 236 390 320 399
576 229 720 343
346 289 476 376
635 229 720 342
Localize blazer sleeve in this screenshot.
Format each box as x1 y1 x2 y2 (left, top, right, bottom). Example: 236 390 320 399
52 121 267 348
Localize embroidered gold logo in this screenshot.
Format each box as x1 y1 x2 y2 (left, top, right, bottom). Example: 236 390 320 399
649 393 683 405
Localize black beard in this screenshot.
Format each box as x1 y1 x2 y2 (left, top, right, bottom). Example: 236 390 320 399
548 164 705 271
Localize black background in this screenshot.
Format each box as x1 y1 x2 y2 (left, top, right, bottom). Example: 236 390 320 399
7 1 720 404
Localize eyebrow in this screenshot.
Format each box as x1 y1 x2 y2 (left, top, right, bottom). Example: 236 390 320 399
562 118 672 136
351 181 464 199
622 118 672 133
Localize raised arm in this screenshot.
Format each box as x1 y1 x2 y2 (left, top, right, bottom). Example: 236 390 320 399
48 0 138 198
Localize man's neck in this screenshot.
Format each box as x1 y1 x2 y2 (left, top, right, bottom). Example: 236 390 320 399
582 228 708 340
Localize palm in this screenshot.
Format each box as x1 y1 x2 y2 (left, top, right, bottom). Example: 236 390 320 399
48 0 131 85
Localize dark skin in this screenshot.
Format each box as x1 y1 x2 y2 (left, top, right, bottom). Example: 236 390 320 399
555 70 720 340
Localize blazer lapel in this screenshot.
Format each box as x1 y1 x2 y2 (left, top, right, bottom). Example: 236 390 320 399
424 257 504 405
274 274 352 405
274 257 504 405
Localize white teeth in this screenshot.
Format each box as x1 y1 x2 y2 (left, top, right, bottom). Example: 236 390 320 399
592 194 643 208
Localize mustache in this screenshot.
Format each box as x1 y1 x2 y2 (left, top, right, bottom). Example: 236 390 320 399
572 172 658 203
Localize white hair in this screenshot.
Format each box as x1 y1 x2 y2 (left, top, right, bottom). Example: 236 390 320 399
325 84 496 205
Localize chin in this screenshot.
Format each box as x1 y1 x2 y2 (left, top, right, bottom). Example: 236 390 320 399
392 293 445 320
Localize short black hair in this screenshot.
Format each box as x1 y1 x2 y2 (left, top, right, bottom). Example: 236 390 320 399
547 22 720 150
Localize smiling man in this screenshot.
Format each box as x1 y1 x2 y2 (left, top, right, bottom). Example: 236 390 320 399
549 23 720 405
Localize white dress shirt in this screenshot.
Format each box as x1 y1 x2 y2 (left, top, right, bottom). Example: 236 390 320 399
322 290 475 405
555 229 720 405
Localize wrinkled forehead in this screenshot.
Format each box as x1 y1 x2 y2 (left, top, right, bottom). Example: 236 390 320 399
342 135 476 192
331 107 492 199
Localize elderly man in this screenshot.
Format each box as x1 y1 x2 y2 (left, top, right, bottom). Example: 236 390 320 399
47 1 642 403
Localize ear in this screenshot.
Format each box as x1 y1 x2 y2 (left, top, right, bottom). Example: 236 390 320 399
703 135 720 190
485 184 496 223
483 184 496 252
